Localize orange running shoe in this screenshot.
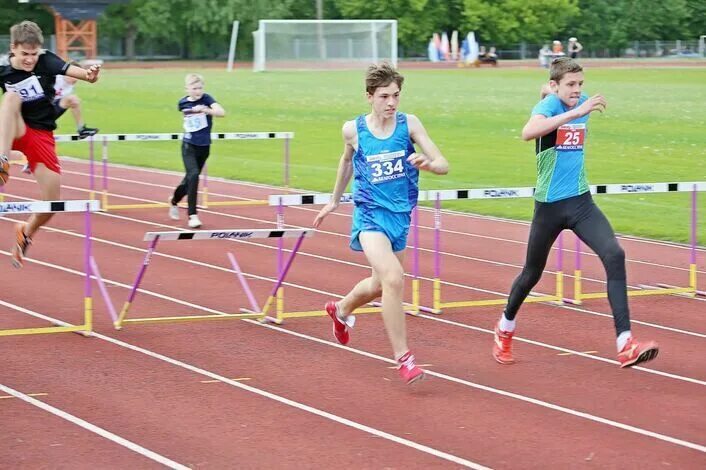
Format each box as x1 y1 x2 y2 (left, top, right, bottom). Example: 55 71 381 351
618 337 659 368
11 223 31 269
492 321 515 364
397 351 425 384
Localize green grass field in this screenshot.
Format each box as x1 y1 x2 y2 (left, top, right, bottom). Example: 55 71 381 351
56 65 706 243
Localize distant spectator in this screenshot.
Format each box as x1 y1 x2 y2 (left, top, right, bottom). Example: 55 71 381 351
539 44 552 68
477 45 498 66
568 37 583 59
552 40 564 56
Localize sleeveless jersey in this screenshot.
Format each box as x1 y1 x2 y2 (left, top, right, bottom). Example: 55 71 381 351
352 112 418 212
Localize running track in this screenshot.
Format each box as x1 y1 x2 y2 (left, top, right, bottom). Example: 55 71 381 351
1 158 705 469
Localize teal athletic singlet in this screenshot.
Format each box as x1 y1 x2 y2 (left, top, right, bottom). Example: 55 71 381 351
532 93 590 202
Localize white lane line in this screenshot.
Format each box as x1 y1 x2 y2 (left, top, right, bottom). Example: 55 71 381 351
245 319 706 454
0 300 488 470
413 313 706 386
0 382 189 470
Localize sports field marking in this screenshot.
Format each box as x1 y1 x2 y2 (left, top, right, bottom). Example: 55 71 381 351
0 382 189 469
0 301 489 469
200 378 251 383
247 319 706 453
6 297 705 459
557 351 598 356
0 392 47 399
3 202 705 341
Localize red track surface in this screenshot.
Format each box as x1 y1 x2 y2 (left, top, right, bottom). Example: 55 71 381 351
1 158 705 469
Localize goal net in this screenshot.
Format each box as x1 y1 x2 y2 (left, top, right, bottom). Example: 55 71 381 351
253 20 397 72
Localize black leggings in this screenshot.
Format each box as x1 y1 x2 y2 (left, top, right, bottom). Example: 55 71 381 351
505 192 630 335
172 142 210 215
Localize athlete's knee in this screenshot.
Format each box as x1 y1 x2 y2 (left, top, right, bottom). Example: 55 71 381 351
600 243 626 276
369 279 383 298
185 170 200 184
66 95 80 108
520 266 544 288
379 268 404 292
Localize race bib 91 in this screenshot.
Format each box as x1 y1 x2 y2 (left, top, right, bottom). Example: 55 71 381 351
367 150 406 184
183 112 208 133
556 124 586 151
6 76 45 102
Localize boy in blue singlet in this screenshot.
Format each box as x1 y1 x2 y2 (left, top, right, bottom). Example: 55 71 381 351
493 57 659 369
168 73 225 228
313 63 449 384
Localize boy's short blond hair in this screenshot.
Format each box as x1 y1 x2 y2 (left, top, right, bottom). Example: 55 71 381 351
549 57 583 83
185 73 204 86
10 21 44 47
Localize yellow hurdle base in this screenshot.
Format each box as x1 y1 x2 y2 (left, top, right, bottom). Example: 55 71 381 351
0 325 89 337
119 312 265 325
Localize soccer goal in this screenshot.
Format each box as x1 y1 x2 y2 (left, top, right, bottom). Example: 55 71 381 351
252 19 397 72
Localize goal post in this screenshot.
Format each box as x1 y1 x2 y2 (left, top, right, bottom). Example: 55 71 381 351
252 19 397 72
699 35 706 58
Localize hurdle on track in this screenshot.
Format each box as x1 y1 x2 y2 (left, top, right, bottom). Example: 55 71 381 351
0 199 103 337
269 181 705 316
252 196 421 324
54 132 293 211
114 228 313 329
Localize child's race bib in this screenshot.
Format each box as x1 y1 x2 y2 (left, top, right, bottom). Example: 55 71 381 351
367 150 406 184
183 112 208 133
6 76 45 102
555 124 586 151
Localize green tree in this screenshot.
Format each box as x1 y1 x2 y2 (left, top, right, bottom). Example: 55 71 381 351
334 0 464 55
0 0 53 39
461 0 579 44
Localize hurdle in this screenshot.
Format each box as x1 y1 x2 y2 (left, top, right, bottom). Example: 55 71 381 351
0 199 102 337
54 131 294 211
114 228 313 329
261 194 422 324
268 181 705 317
424 182 706 313
563 182 706 304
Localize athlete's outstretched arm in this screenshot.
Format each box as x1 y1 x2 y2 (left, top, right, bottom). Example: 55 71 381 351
313 120 356 228
406 114 448 175
66 63 101 83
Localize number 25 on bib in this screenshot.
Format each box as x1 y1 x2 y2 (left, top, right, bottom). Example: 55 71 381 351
556 124 585 151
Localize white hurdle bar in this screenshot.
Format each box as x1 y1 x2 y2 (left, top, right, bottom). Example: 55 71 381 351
54 131 295 208
115 228 314 328
269 182 706 311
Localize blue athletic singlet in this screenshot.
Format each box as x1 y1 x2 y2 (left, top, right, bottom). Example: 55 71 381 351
352 112 419 212
349 112 418 252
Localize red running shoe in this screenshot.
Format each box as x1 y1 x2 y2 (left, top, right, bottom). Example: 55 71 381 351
618 337 659 368
397 351 425 384
11 223 32 269
492 321 515 364
325 300 353 345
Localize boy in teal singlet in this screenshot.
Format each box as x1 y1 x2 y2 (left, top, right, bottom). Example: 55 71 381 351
492 57 659 369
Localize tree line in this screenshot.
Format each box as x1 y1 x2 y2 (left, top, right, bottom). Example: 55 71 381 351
2 0 704 59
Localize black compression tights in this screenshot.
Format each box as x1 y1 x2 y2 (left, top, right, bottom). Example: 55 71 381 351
504 192 631 336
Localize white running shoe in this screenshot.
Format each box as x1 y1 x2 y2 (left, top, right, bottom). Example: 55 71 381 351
168 201 179 220
188 214 202 228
